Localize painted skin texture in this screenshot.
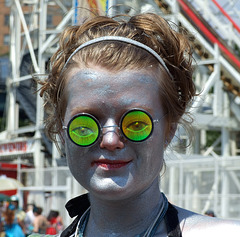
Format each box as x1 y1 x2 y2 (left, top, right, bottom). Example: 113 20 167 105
63 65 240 237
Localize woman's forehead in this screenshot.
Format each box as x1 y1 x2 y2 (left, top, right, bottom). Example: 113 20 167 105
63 67 163 116
65 66 161 89
64 68 161 103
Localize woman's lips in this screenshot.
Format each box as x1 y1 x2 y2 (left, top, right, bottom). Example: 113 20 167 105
91 159 131 170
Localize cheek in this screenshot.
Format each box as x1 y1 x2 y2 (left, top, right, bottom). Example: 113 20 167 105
136 137 164 170
64 138 88 172
65 143 93 190
65 141 77 172
145 134 165 168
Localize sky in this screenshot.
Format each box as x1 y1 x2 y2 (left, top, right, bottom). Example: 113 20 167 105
216 0 240 26
189 0 240 41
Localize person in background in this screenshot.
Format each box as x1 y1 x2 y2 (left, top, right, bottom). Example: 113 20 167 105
32 206 49 234
32 11 240 237
24 204 36 236
46 210 64 235
10 195 26 230
0 204 25 237
0 202 4 235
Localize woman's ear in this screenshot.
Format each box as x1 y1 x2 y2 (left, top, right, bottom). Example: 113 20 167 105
165 123 177 147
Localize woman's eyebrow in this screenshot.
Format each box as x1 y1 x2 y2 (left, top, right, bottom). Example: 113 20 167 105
69 107 97 117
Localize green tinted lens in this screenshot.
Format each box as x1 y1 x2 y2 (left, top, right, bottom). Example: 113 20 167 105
68 115 100 146
121 110 153 142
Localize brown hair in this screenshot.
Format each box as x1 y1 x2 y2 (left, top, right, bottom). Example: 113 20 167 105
33 206 43 215
2 208 15 225
39 13 196 146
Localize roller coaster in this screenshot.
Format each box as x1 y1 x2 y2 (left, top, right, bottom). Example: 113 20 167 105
1 0 240 224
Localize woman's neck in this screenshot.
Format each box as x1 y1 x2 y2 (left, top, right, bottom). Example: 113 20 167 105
86 179 165 237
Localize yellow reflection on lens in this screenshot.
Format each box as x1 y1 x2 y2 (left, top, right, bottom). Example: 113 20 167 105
121 110 153 141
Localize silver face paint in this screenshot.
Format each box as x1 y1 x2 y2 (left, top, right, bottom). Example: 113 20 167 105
64 66 166 201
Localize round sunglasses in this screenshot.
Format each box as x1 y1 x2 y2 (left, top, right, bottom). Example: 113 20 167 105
62 109 162 147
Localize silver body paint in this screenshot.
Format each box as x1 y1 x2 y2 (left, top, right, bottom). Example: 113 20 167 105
63 66 240 236
64 68 165 199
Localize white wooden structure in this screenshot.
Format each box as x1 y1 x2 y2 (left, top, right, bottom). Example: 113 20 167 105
1 0 240 224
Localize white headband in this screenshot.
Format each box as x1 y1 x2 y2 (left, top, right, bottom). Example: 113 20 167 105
61 36 173 79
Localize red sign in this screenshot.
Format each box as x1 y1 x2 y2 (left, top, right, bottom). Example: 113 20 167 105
0 189 17 196
0 140 34 156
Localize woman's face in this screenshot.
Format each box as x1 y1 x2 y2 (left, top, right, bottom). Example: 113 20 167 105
63 65 167 201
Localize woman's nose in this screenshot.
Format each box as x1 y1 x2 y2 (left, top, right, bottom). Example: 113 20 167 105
100 124 124 151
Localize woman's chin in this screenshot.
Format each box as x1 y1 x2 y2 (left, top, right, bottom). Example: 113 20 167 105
88 178 139 201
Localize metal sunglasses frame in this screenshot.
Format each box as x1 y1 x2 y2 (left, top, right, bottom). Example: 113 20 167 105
62 108 162 147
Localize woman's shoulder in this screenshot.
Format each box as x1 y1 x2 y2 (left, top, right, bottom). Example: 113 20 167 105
175 205 240 236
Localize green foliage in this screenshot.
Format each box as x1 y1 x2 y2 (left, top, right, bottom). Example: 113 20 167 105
206 130 221 154
234 44 240 58
0 115 32 132
0 116 6 132
19 117 31 127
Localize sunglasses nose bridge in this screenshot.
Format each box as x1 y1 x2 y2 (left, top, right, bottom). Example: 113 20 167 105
101 125 120 136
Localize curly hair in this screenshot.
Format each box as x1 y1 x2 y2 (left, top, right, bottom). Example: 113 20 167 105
38 13 196 146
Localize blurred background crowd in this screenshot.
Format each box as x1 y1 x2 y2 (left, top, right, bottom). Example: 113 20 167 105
0 195 64 236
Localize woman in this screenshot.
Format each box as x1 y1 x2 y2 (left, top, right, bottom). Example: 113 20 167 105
1 204 25 237
32 206 49 234
46 210 64 234
35 12 240 236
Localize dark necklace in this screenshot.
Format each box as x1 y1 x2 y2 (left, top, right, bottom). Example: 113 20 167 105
75 193 168 237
